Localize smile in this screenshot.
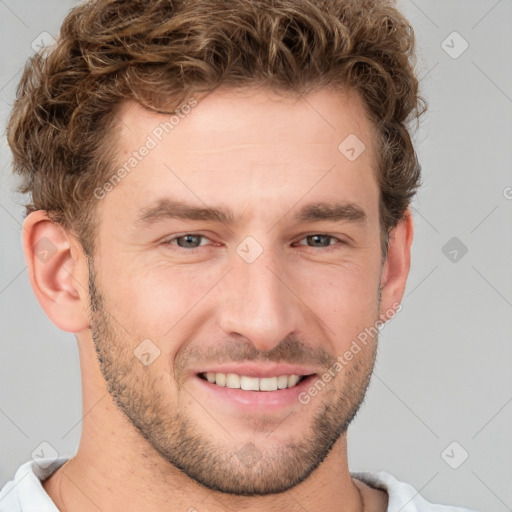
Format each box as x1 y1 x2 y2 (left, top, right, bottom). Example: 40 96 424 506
198 372 310 391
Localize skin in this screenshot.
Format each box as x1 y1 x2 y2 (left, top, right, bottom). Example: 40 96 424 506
22 85 413 511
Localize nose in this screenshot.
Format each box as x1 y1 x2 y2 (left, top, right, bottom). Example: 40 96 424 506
216 244 299 353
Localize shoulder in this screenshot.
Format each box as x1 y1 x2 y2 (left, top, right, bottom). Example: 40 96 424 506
351 470 480 512
0 457 68 512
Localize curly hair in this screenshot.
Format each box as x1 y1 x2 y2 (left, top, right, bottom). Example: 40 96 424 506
7 0 426 259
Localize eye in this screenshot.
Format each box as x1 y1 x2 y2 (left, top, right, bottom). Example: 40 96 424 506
295 234 346 250
161 233 347 252
161 234 212 250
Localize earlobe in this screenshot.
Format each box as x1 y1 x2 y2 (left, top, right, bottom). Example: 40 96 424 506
21 211 90 333
379 209 414 317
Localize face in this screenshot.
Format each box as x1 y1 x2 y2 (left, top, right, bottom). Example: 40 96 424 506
87 86 389 495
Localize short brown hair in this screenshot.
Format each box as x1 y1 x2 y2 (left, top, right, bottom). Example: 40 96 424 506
7 0 426 258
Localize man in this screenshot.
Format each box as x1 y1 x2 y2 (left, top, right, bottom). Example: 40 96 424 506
0 0 478 510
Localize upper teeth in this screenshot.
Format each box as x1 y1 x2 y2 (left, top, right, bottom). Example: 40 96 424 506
203 372 303 391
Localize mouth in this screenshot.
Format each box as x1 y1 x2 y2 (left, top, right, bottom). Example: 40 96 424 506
192 369 319 412
197 372 311 391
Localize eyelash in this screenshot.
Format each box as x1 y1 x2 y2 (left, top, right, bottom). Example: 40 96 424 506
161 233 348 253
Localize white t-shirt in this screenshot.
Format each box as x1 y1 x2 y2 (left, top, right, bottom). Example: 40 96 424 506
0 458 479 512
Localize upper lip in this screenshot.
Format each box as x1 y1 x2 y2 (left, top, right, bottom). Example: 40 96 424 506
193 363 318 378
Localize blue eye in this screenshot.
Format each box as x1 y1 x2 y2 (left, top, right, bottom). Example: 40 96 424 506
162 234 209 249
161 233 347 253
296 234 341 248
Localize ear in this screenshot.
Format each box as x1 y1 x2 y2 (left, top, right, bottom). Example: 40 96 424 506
21 210 90 333
379 209 414 319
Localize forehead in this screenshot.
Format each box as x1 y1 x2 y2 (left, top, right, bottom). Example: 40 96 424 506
100 86 379 231
116 85 374 150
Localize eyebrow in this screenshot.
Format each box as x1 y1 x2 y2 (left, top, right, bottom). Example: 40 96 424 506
136 198 367 227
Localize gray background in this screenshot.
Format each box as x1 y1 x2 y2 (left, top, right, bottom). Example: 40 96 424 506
0 1 511 511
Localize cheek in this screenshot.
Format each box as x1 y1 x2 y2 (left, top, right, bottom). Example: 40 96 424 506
293 261 381 342
107 247 381 344
108 264 220 339
298 257 380 301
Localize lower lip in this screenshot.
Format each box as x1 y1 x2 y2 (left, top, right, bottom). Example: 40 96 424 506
192 374 318 413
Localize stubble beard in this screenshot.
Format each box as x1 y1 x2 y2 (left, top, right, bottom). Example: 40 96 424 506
86 256 379 496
